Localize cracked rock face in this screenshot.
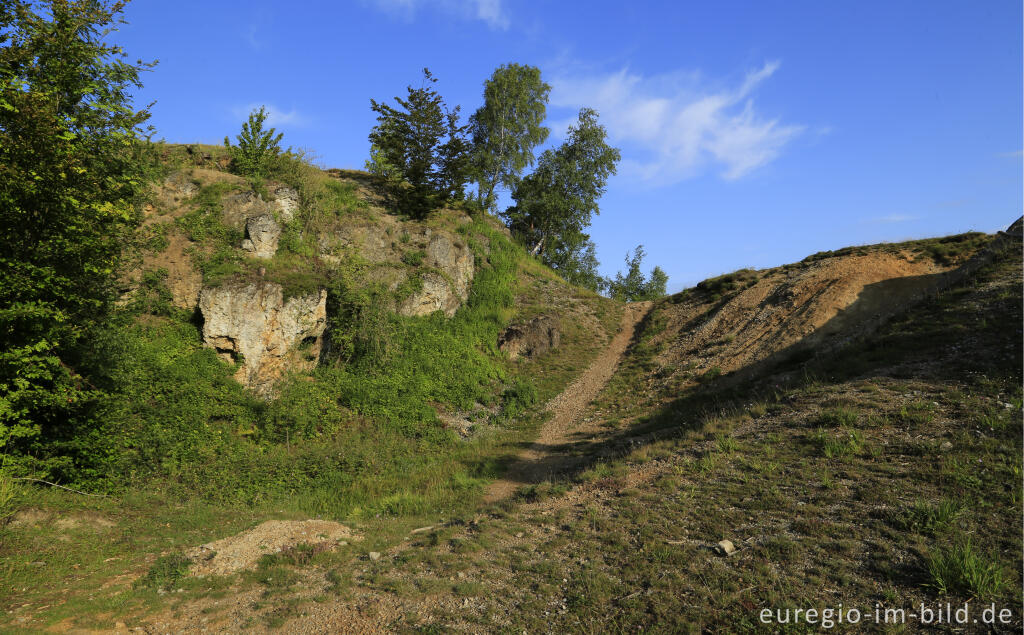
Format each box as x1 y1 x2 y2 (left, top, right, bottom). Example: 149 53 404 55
199 282 327 396
242 214 281 259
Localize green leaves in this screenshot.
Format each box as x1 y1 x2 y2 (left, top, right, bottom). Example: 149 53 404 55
367 68 471 218
228 106 284 183
607 246 669 302
0 0 152 462
469 63 551 211
504 108 620 286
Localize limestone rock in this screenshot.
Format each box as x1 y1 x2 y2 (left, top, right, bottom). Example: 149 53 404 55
498 316 561 360
243 214 280 259
199 282 327 395
714 539 736 556
399 272 460 317
272 186 300 223
222 190 273 229
398 233 474 318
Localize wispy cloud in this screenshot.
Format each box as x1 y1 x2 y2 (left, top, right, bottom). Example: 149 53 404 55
231 104 309 128
549 62 805 184
364 0 509 29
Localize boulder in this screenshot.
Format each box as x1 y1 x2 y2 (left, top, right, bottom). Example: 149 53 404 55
242 214 280 259
199 282 327 396
498 316 561 360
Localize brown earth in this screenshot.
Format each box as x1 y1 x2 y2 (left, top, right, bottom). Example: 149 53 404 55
484 301 651 502
649 250 954 388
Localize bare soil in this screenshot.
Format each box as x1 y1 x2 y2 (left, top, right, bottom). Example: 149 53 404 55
484 301 652 502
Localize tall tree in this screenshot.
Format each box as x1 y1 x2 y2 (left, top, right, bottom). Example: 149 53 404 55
504 108 620 260
0 0 152 453
469 63 551 211
367 68 470 217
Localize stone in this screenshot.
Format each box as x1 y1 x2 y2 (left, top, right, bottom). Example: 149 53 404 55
714 539 736 556
222 190 273 229
398 232 474 318
498 316 561 360
940 440 953 452
244 214 280 259
199 282 327 396
272 186 300 223
368 551 381 561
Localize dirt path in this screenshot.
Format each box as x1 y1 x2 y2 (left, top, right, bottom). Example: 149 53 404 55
484 301 652 502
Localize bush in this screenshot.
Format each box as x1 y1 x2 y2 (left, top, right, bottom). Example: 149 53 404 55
226 106 283 183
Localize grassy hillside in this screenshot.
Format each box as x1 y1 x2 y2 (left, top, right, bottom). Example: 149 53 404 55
0 205 1017 631
0 145 624 630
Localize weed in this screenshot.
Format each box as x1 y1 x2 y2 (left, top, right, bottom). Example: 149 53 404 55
136 554 192 591
927 539 1006 599
893 499 961 535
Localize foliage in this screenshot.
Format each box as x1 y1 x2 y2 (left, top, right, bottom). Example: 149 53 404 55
607 245 669 301
225 106 283 183
135 553 193 591
0 0 151 457
927 539 1006 599
367 68 471 218
469 63 551 211
504 108 620 268
542 233 607 293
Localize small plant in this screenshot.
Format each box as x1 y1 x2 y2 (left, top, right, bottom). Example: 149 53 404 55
716 433 738 454
136 554 192 591
894 499 961 535
817 407 858 427
927 539 1006 599
226 106 284 183
401 249 426 266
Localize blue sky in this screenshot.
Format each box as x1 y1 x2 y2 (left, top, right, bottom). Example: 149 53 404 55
117 0 1022 290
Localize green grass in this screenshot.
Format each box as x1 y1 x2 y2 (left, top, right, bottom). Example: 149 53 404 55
927 540 1007 599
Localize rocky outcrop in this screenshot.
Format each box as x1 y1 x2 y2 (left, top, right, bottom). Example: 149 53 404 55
272 186 299 223
498 316 561 360
398 232 474 318
222 187 300 229
320 222 475 318
241 214 281 259
199 282 327 396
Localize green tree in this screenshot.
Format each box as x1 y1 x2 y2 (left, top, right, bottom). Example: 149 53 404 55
367 68 470 217
0 0 152 455
541 233 607 294
504 107 620 261
225 105 283 183
469 63 551 211
607 245 669 301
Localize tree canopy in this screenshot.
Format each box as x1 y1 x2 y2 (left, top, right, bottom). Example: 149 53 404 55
504 107 620 270
607 245 669 301
367 68 470 218
469 63 551 211
0 0 152 454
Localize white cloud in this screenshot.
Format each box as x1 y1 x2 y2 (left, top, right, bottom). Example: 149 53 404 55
550 62 805 183
365 0 508 29
231 104 309 128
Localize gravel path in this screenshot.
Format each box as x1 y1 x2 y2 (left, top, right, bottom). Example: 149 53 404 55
483 301 652 502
